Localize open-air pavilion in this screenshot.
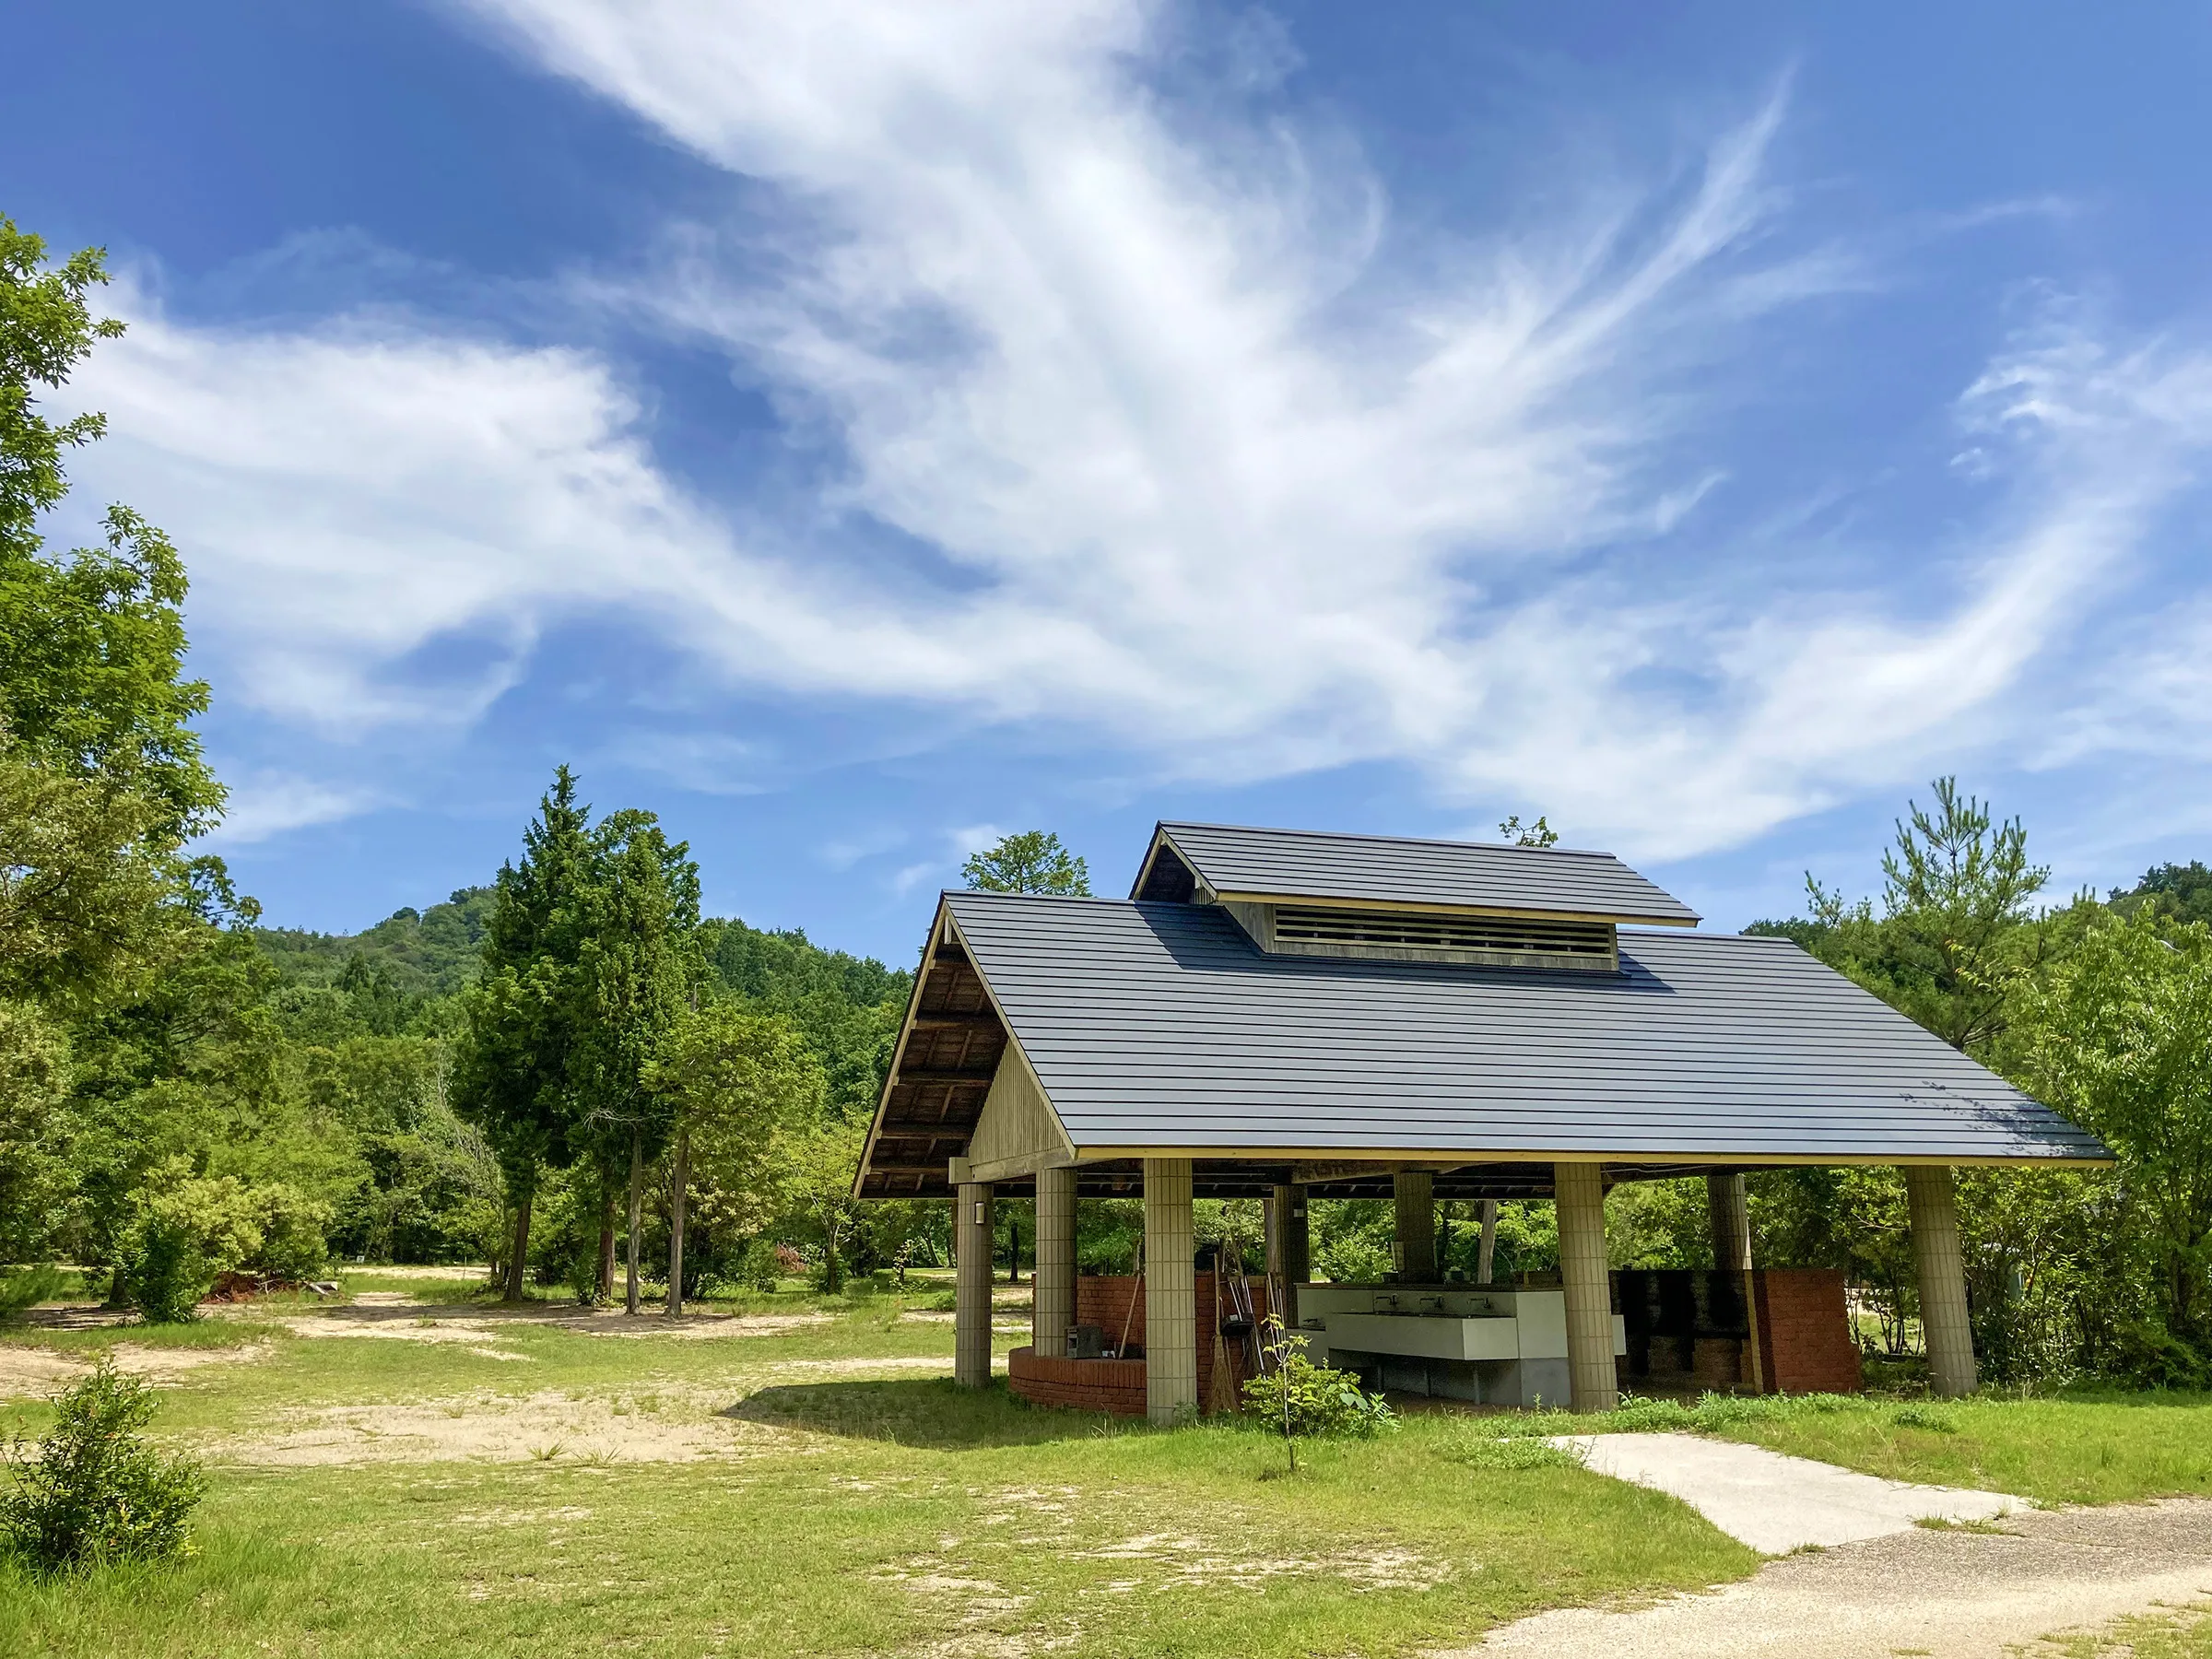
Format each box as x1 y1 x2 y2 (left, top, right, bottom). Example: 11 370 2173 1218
853 822 2111 1422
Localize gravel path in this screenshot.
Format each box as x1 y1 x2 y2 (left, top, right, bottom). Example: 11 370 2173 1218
1464 1499 2212 1659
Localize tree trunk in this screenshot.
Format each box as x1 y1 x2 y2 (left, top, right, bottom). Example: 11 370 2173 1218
504 1179 535 1302
1477 1199 1498 1286
667 1126 689 1319
595 1174 617 1304
1007 1210 1021 1284
625 1126 643 1316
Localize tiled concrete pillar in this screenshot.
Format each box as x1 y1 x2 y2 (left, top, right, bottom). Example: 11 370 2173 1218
1394 1169 1436 1282
1032 1166 1077 1359
1143 1158 1196 1425
1903 1164 1978 1398
1555 1161 1618 1413
1267 1182 1308 1332
1707 1171 1752 1272
955 1182 994 1388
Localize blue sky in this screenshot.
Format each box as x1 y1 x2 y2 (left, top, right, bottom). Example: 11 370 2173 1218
10 2 2212 963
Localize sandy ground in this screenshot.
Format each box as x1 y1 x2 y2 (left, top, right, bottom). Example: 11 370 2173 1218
1463 1499 2212 1659
0 1340 267 1396
215 1353 954 1466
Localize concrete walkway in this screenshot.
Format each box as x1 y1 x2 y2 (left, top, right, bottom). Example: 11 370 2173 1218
1464 1499 2212 1659
1554 1432 2022 1553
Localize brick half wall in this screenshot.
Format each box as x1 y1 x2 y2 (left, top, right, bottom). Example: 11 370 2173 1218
1752 1268 1863 1394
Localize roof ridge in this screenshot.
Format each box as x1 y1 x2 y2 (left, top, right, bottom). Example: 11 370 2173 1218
1158 818 1618 860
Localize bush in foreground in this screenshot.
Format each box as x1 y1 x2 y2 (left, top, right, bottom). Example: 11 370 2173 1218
1 1360 205 1574
1243 1325 1399 1439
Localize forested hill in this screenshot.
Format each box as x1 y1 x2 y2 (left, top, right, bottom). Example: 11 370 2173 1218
702 919 914 1118
252 898 912 1118
256 888 498 997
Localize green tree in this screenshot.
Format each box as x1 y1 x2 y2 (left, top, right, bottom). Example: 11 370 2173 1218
645 1001 819 1301
1 220 220 841
2018 909 2212 1365
2112 863 2212 930
572 808 701 1309
453 769 595 1300
1803 778 2053 1057
960 831 1091 897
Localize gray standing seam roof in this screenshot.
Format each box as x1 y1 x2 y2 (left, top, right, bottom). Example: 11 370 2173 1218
1147 821 1702 924
943 890 2108 1165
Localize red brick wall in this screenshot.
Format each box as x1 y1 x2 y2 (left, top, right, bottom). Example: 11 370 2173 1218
1753 1268 1863 1394
1006 1349 1147 1415
1044 1274 1260 1415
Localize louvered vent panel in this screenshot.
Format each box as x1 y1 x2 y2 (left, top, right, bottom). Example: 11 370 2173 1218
1271 905 1616 968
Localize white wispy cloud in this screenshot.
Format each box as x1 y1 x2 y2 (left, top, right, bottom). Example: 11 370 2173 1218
201 773 382 846
52 1 2212 858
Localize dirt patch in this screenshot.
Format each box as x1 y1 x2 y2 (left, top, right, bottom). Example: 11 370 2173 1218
0 1340 266 1398
770 1357 948 1377
555 1311 837 1339
217 1388 812 1467
271 1315 512 1347
1064 1532 1452 1592
0 1347 82 1395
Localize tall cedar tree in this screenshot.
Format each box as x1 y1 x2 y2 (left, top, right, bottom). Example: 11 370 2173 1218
571 808 701 1310
453 769 595 1300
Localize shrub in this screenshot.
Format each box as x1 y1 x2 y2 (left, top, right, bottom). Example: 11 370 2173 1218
1242 1327 1398 1439
0 1360 205 1574
733 1238 783 1293
250 1183 334 1283
115 1169 263 1323
0 1264 65 1319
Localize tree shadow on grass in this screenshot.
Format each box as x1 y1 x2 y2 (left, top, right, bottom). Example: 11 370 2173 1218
728 1378 1147 1450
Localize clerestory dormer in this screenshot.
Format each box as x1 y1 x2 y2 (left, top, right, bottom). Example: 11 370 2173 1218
1129 820 1700 973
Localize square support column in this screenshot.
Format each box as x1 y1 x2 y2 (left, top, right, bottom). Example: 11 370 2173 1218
1032 1167 1077 1359
1554 1161 1618 1413
1706 1171 1752 1272
1143 1158 1197 1425
1267 1182 1308 1332
1903 1164 1978 1398
1394 1170 1436 1282
955 1182 994 1388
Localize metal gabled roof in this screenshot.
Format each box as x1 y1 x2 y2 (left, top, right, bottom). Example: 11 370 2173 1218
1136 820 1702 926
929 889 2109 1168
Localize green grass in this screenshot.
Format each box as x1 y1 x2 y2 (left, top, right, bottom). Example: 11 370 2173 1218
0 1400 1751 1658
9 1282 2210 1656
2030 1603 2212 1657
0 1292 1756 1657
1455 1387 2212 1507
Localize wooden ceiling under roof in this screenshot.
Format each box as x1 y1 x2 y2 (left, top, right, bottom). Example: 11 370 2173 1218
853 935 1007 1199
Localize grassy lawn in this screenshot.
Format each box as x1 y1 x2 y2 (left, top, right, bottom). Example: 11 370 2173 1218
1 1291 1753 1659
1462 1389 2212 1508
8 1279 2212 1656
